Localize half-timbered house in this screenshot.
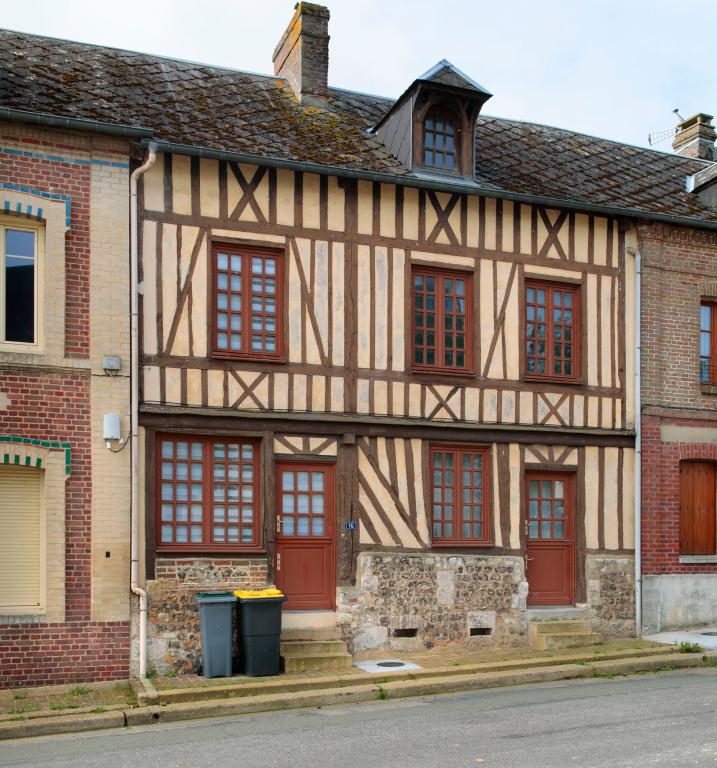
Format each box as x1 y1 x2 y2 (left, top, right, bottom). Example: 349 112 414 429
3 3 716 676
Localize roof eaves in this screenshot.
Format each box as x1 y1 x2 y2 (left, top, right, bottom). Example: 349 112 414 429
146 137 717 232
0 105 154 139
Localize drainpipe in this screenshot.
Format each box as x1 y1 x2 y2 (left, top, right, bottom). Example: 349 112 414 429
130 144 157 678
632 248 642 637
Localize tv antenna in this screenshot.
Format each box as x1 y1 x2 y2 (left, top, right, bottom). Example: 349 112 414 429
648 108 684 147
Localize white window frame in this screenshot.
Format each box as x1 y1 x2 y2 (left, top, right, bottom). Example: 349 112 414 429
0 218 44 353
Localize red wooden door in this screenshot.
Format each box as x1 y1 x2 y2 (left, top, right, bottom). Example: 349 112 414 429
680 461 717 555
526 473 575 606
275 462 336 611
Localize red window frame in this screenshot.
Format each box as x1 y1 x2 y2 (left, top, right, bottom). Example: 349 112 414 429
429 444 492 546
412 267 473 374
155 434 262 553
211 242 284 361
700 301 717 385
422 108 459 171
525 280 580 383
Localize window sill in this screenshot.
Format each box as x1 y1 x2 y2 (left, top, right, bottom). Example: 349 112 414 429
156 547 266 556
524 374 582 387
700 385 717 396
0 611 46 625
679 554 717 564
211 351 286 364
412 366 475 378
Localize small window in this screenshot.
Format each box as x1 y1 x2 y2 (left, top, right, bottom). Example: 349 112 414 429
1 224 38 345
680 461 716 555
412 268 472 372
423 110 458 171
157 435 260 550
430 445 491 545
0 467 43 612
212 244 283 360
525 281 579 382
700 302 717 385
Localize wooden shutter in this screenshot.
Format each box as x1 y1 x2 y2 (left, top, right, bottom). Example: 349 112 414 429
0 467 42 609
680 461 717 555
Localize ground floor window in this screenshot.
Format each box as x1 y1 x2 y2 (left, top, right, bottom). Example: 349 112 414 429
680 461 717 555
157 434 260 550
429 444 491 545
0 466 42 611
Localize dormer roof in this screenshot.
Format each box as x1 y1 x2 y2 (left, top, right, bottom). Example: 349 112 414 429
370 59 492 134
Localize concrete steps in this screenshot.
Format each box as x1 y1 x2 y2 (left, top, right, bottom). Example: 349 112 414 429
528 619 601 651
280 627 353 673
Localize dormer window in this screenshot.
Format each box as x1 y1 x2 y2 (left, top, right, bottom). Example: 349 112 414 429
423 110 458 171
371 60 492 179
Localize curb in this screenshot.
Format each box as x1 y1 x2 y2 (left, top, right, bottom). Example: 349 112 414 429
3 651 715 740
142 646 677 706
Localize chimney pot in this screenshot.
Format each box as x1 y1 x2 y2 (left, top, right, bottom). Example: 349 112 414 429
273 3 330 105
672 112 716 161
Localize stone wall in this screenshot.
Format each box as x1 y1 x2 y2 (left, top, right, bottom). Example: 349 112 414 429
585 556 635 636
337 552 528 653
145 558 268 674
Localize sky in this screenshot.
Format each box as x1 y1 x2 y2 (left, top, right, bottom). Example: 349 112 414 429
2 0 715 151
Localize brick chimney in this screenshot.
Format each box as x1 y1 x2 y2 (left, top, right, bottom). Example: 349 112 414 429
273 3 330 105
672 113 716 160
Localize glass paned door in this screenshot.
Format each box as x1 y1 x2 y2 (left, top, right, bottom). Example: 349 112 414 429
279 468 326 537
527 477 567 540
525 472 575 606
275 462 335 611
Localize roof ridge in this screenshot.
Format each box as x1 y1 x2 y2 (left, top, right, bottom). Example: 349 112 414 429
0 25 286 83
480 113 714 168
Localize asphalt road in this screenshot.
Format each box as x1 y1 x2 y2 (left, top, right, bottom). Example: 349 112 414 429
4 669 717 768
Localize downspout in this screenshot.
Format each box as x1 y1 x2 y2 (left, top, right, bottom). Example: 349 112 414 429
632 248 642 637
130 144 157 678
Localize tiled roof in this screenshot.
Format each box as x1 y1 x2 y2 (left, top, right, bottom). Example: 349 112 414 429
1 28 715 224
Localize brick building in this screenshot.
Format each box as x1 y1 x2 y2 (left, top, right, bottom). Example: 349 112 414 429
1 5 716 683
639 115 717 631
0 111 145 686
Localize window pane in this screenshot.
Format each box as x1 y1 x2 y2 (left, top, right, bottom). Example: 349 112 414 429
5 229 35 343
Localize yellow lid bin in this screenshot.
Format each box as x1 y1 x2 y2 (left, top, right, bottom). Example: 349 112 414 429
234 587 284 599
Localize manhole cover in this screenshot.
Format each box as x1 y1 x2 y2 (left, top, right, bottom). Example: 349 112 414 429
377 661 405 668
701 631 717 636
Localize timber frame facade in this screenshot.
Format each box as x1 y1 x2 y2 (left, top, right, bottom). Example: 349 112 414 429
137 151 638 668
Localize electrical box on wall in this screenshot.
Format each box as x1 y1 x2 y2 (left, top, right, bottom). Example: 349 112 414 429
103 413 121 441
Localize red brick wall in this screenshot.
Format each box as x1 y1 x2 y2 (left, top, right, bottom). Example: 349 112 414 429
639 222 717 577
0 622 129 688
0 131 130 687
641 414 717 575
0 134 91 357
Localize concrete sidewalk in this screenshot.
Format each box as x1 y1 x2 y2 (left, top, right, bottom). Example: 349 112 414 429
1 640 715 741
644 626 717 650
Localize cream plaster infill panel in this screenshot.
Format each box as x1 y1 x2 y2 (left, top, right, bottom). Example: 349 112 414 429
0 193 68 365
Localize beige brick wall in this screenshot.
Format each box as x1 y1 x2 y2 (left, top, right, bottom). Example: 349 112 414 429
89 155 131 622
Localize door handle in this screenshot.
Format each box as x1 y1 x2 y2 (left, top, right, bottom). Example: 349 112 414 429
276 553 281 572
526 556 535 561
276 516 281 534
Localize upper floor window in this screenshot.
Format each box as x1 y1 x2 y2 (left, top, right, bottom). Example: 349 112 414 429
212 244 283 360
157 435 261 551
430 445 491 545
1 224 38 346
525 280 579 382
423 110 458 171
700 301 717 385
412 267 472 373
